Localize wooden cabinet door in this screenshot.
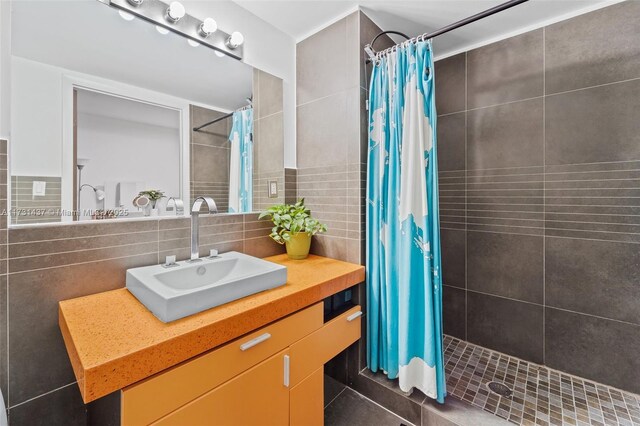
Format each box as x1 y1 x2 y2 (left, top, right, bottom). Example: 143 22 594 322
153 349 290 426
290 367 323 426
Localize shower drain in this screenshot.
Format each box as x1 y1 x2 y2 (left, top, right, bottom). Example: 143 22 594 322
487 381 513 398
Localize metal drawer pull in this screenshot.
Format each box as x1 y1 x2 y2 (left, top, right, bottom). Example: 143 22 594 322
346 311 363 322
283 355 290 387
239 333 272 351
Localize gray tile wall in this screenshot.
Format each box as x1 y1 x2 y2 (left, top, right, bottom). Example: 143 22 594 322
0 137 284 424
295 7 369 396
253 69 286 212
189 105 231 213
295 9 425 421
284 168 297 204
296 11 389 266
437 0 640 394
10 176 62 225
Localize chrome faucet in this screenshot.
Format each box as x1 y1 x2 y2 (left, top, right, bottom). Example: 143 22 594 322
189 196 218 262
165 197 184 215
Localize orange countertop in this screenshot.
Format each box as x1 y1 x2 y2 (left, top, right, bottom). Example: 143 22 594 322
59 254 365 403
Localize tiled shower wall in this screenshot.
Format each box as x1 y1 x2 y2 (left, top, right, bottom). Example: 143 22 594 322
0 137 285 424
437 0 640 395
296 11 391 266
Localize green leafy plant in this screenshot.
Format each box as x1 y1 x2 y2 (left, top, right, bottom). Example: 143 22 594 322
137 189 165 208
259 199 327 244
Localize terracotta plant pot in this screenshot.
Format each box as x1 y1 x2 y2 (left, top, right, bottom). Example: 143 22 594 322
285 232 312 260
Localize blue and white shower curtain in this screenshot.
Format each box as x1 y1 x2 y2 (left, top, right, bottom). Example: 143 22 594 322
228 108 253 213
366 40 446 403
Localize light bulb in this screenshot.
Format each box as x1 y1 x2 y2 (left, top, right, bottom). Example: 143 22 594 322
215 50 225 58
95 189 106 201
118 10 135 21
199 18 217 37
188 39 200 47
156 25 169 35
166 1 185 23
226 31 244 49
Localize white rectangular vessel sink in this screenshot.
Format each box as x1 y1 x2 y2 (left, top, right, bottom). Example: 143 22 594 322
126 251 287 322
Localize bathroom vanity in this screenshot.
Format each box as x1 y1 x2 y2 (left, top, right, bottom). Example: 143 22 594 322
59 254 364 425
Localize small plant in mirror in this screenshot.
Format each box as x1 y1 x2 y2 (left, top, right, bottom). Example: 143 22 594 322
259 199 327 244
137 189 165 209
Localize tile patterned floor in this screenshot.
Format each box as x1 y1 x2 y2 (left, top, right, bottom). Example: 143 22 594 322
444 335 640 426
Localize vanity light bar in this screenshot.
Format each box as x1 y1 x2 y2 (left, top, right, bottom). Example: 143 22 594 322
107 0 244 60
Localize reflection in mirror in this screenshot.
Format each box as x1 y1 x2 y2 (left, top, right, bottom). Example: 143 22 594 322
189 103 253 214
5 0 283 226
75 89 181 220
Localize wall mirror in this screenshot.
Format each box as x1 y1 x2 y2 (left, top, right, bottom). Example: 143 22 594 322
4 0 284 226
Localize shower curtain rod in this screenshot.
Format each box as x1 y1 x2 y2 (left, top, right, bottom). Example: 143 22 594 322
193 105 251 132
193 112 233 132
364 0 530 63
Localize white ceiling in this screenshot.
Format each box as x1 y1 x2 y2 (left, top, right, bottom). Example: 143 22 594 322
11 1 253 111
234 0 620 57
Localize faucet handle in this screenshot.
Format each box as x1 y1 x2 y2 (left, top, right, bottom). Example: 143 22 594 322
162 255 179 268
166 198 184 216
208 249 219 259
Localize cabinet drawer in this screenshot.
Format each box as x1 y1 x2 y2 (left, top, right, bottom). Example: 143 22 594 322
122 303 323 426
289 305 362 387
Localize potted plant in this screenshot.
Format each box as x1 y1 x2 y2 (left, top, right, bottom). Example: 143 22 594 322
137 189 165 216
259 199 327 260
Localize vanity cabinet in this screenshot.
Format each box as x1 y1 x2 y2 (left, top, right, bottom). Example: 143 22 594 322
121 302 362 426
154 349 290 426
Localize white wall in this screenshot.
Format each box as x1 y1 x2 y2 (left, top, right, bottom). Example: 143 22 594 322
0 1 11 140
183 0 297 168
10 57 63 177
77 112 181 210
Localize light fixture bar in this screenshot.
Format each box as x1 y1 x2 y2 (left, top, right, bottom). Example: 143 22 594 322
108 0 244 60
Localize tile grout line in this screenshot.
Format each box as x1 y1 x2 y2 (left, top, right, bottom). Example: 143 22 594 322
440 76 640 118
465 287 640 328
545 75 640 98
324 385 348 409
6 251 162 275
542 25 547 366
464 50 468 342
7 381 77 410
347 386 418 426
444 227 640 245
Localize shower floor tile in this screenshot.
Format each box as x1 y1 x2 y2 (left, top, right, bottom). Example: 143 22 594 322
443 335 640 426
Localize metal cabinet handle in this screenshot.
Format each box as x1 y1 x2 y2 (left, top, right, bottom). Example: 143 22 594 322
346 311 363 322
283 355 290 387
239 333 271 351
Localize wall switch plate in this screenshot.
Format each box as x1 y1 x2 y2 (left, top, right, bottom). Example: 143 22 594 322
32 181 46 197
268 180 278 198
